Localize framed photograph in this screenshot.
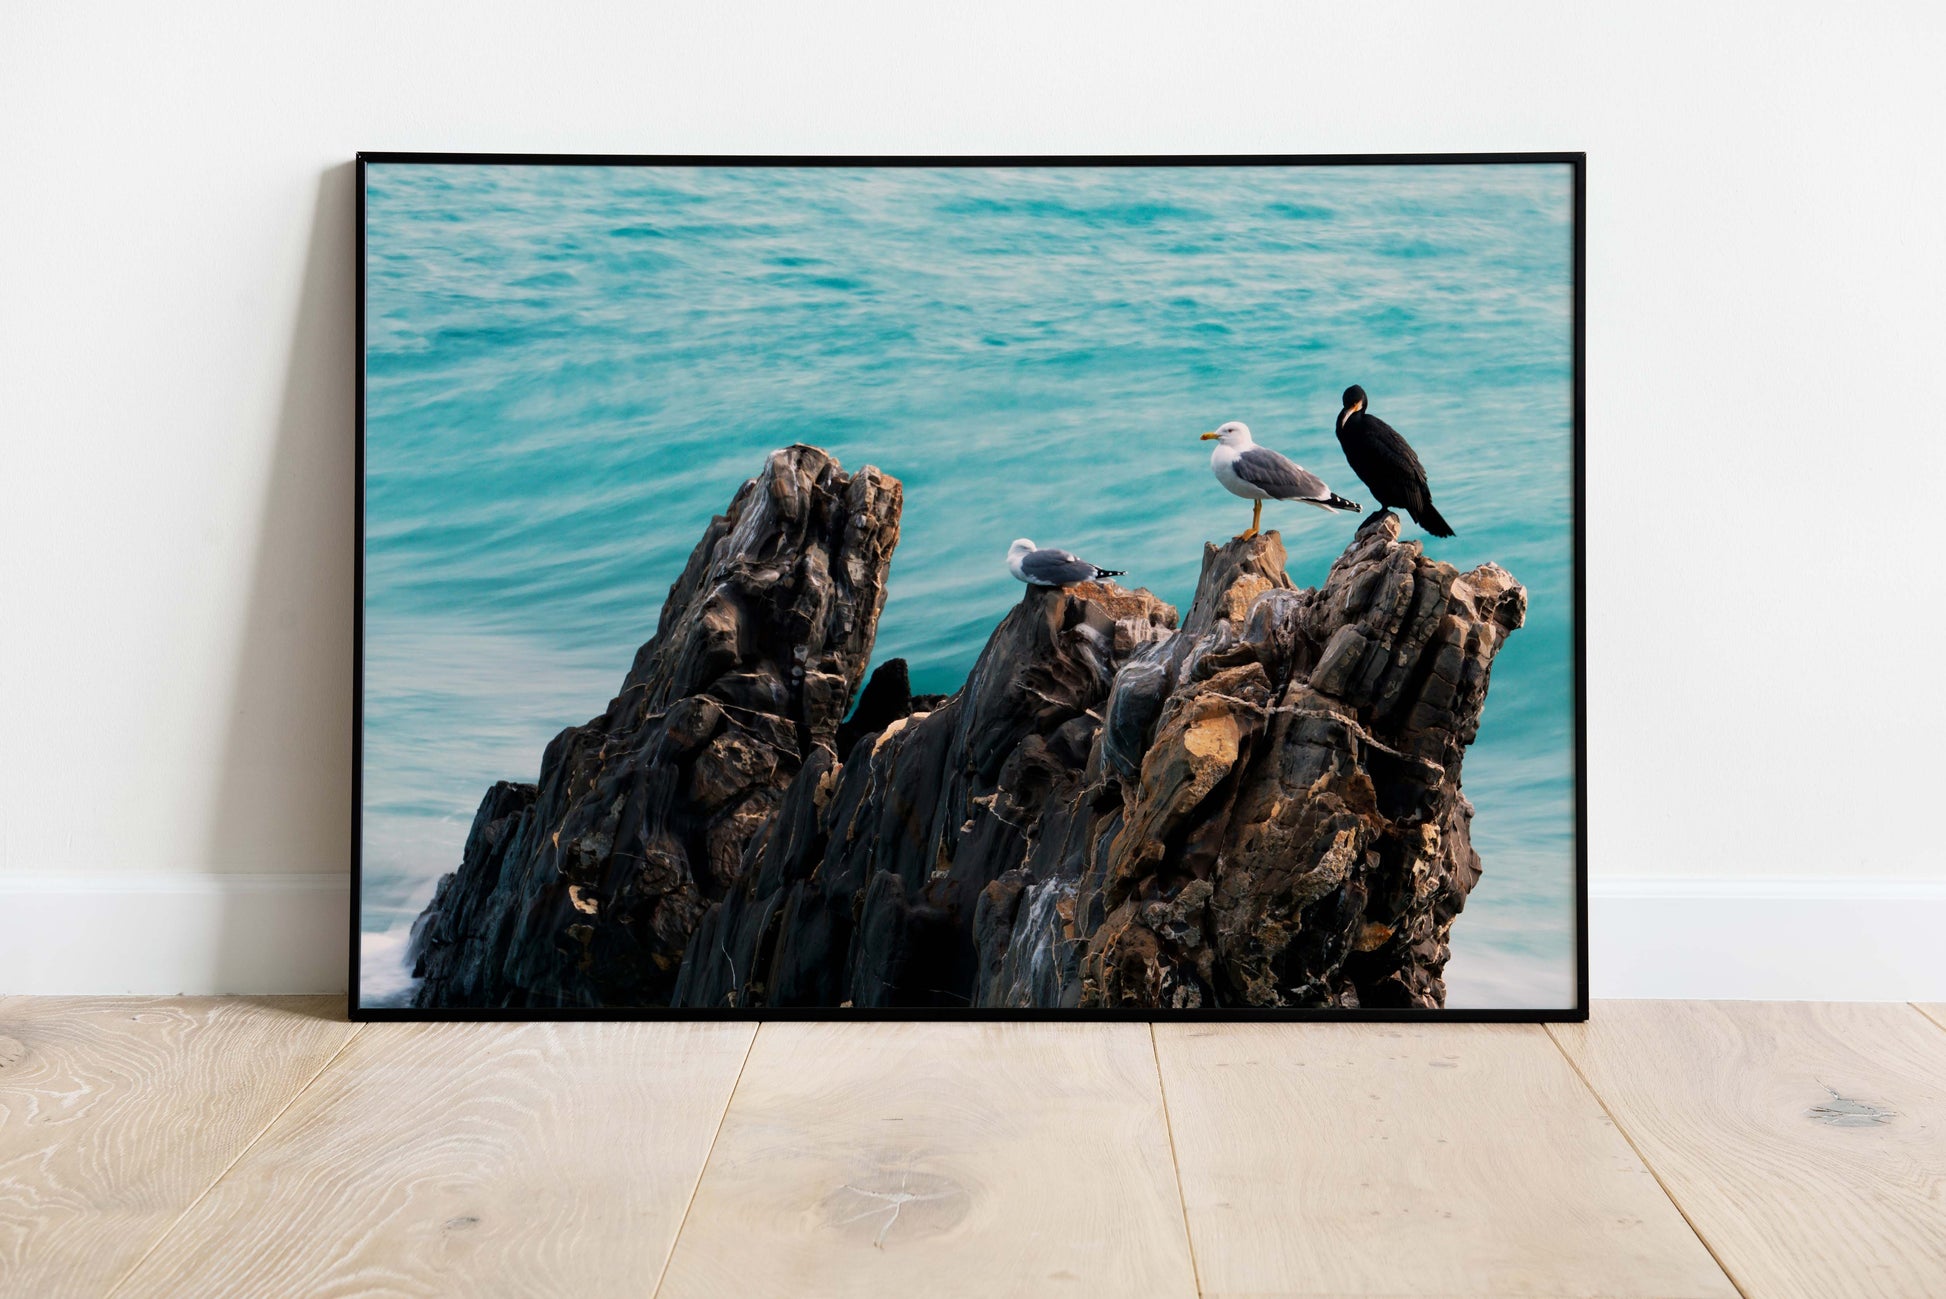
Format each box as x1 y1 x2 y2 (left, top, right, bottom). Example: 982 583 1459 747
354 152 1585 1021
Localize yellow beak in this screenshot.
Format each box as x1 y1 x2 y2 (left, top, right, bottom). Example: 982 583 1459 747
1199 430 1218 441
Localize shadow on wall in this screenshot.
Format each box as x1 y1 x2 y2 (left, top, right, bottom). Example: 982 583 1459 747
204 163 356 993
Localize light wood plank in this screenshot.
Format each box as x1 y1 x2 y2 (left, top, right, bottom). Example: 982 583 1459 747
113 1019 755 1298
658 1022 1198 1298
1553 1001 1946 1299
1155 1022 1736 1299
1915 1003 1946 1034
0 995 355 1298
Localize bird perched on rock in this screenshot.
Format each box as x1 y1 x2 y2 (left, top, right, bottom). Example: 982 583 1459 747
1335 385 1454 537
1006 538 1126 588
1200 421 1360 540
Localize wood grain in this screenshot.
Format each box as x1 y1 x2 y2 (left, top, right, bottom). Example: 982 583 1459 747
1155 1021 1736 1299
0 995 355 1299
1915 1003 1946 1034
657 1021 1198 1298
1552 1000 1946 1299
111 1019 754 1298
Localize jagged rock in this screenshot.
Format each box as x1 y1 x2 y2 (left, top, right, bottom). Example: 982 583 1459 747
407 445 902 1008
412 445 1523 1013
1075 516 1526 1008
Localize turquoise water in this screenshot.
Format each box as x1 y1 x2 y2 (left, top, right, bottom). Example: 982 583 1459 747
360 162 1578 1008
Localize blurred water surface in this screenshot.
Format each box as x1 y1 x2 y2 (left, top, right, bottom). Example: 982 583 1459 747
361 163 1577 1008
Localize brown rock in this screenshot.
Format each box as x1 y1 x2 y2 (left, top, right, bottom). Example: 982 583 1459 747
1077 515 1525 1009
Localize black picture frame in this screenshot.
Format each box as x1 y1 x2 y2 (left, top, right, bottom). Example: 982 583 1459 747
350 152 1587 1024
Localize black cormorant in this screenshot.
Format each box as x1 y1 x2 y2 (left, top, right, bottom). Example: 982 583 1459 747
1335 385 1454 537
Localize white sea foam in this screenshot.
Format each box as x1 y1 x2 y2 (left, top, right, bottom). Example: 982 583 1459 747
359 922 422 1007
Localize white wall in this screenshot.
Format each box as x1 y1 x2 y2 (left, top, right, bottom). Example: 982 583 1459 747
3 2 1941 994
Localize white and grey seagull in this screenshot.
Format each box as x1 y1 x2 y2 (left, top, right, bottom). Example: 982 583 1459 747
1200 420 1361 540
1006 538 1126 588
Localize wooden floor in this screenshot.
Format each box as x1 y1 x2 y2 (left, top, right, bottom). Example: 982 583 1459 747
1 1001 1941 1297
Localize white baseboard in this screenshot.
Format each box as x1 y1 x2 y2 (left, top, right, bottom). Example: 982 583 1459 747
1 873 1942 1001
0 873 349 996
1589 877 1946 1002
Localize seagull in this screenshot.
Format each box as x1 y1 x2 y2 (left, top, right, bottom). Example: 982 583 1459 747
1335 385 1454 537
1006 538 1126 588
1200 421 1360 540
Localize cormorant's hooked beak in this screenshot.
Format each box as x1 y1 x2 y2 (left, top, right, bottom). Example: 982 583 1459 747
1199 430 1218 441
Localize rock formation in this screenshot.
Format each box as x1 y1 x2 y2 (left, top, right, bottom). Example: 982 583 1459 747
673 508 1524 1011
408 445 902 1007
409 444 1525 1012
1068 516 1526 1008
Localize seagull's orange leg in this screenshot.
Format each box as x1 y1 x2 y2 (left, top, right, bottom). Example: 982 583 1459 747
1235 498 1262 541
